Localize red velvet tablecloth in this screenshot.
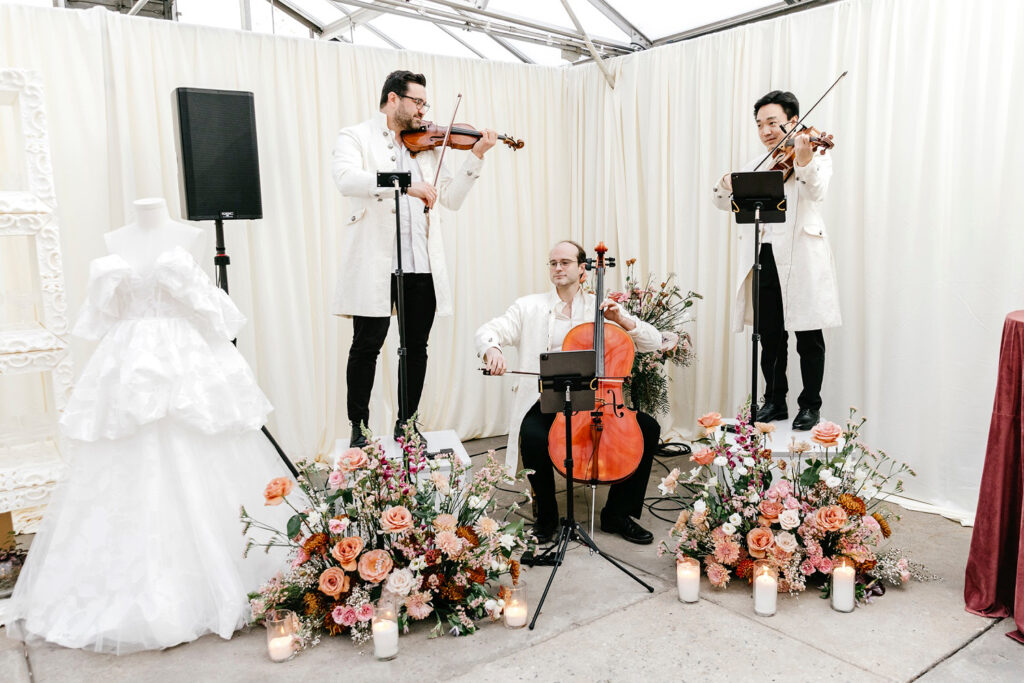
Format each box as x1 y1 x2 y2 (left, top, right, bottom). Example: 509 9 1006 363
965 310 1024 643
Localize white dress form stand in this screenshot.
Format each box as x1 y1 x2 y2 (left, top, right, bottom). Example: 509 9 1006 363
103 198 202 268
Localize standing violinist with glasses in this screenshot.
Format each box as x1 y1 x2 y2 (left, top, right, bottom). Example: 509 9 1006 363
711 90 841 431
475 241 663 545
332 70 498 446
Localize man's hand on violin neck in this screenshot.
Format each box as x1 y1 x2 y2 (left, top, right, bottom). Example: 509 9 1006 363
472 129 498 159
407 182 437 208
484 348 506 376
793 133 813 167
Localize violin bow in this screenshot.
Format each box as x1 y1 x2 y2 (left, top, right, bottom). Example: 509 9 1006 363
425 92 463 215
754 71 848 172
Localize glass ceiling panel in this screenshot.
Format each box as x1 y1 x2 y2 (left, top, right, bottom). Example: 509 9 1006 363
617 0 780 41
369 13 483 60
285 0 346 25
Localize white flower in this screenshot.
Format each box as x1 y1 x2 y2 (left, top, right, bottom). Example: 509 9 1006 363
706 476 718 488
693 499 707 514
688 467 701 481
728 513 742 525
409 556 427 572
818 468 832 481
825 476 842 488
468 495 487 509
317 503 329 515
713 456 728 467
863 485 879 500
742 457 755 467
841 458 856 472
385 568 417 596
735 466 749 476
430 471 451 496
498 533 516 550
722 523 737 535
778 509 801 530
747 490 761 503
775 531 798 554
489 560 500 571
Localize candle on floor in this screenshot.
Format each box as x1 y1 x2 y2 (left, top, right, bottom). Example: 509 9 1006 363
373 597 399 660
265 609 297 662
504 582 528 629
831 557 856 613
752 561 777 617
676 557 700 603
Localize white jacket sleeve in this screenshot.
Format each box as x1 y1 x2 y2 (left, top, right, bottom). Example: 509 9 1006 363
437 152 484 212
711 174 733 211
625 316 663 353
792 152 831 203
331 127 379 199
474 298 524 358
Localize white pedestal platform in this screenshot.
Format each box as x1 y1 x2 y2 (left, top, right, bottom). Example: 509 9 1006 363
333 429 472 470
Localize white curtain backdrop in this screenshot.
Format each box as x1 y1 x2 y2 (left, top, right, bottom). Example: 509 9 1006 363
2 0 1021 521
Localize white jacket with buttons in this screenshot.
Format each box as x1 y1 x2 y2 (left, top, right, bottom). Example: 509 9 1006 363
474 290 663 473
331 112 484 318
712 152 841 332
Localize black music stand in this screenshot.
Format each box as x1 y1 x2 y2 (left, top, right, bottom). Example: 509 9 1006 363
730 170 787 424
376 170 413 458
527 350 654 630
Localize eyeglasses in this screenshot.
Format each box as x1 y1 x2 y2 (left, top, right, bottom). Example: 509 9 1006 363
398 94 430 112
547 259 578 269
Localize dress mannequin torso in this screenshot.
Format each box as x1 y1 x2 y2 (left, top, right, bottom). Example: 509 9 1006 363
104 198 203 269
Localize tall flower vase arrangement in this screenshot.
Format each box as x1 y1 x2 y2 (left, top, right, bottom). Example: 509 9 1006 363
607 259 701 415
657 408 936 603
243 427 533 648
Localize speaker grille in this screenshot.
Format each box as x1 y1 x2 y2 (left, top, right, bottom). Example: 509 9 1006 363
175 88 262 221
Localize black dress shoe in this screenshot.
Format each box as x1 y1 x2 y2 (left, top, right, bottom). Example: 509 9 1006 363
350 424 368 449
792 408 820 431
394 419 424 443
600 514 654 545
754 401 788 422
532 519 558 544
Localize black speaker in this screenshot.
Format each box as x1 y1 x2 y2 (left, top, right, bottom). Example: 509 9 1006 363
174 87 262 221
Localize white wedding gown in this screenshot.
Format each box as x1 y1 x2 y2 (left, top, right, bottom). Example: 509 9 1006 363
6 247 291 654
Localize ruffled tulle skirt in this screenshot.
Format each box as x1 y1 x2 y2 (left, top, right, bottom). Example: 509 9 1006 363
5 421 292 654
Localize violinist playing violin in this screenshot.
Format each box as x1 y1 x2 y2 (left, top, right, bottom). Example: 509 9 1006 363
475 241 663 545
712 90 841 431
331 70 498 446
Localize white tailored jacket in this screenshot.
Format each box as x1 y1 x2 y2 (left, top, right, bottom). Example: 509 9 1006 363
711 152 842 333
331 112 484 318
474 290 663 474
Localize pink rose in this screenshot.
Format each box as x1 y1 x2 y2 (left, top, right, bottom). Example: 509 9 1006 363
331 605 346 625
328 517 348 535
337 447 369 473
900 570 911 584
784 495 800 510
811 421 841 448
340 606 358 627
690 448 715 466
800 559 816 575
813 505 848 532
356 602 375 622
291 548 310 568
697 412 723 430
608 290 627 303
818 556 834 574
381 505 414 534
332 536 364 571
318 567 349 598
758 500 784 523
778 508 801 530
328 470 345 491
263 477 294 506
766 480 793 500
357 549 394 584
746 527 776 559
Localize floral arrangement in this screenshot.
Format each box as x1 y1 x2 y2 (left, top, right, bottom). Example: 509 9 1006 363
243 426 532 647
0 532 27 597
657 407 935 602
607 258 700 415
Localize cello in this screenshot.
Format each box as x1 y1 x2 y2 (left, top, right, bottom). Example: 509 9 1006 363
548 243 645 484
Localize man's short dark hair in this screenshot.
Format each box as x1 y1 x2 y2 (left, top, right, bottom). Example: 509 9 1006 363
380 70 427 108
555 240 587 265
754 90 799 120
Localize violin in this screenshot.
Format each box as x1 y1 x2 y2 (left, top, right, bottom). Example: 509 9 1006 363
548 243 644 485
769 126 835 181
401 122 525 156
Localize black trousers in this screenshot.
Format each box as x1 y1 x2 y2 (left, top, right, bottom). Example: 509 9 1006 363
346 273 436 427
758 244 825 410
519 402 659 525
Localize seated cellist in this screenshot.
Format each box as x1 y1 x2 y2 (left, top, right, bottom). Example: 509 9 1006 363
474 240 662 544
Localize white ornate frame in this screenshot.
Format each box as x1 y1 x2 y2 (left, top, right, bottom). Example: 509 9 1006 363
0 69 72 533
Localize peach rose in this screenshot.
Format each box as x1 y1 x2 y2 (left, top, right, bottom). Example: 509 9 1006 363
318 566 349 598
690 448 715 466
331 536 364 571
813 505 848 532
357 549 394 584
697 412 723 431
263 477 294 506
337 447 369 473
381 505 413 534
746 527 776 559
811 421 841 448
758 500 784 523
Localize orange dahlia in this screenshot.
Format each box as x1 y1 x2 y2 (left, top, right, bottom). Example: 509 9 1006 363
456 525 481 548
303 533 330 556
839 493 867 516
873 512 892 538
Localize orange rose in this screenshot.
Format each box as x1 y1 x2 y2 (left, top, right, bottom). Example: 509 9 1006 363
357 549 394 584
263 477 294 506
381 505 414 534
337 447 369 473
697 412 723 430
811 421 841 448
318 566 349 598
813 505 848 532
758 500 784 523
746 527 775 559
331 536 364 571
690 448 715 466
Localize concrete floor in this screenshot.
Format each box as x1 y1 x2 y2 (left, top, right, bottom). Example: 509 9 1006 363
1 435 1021 682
